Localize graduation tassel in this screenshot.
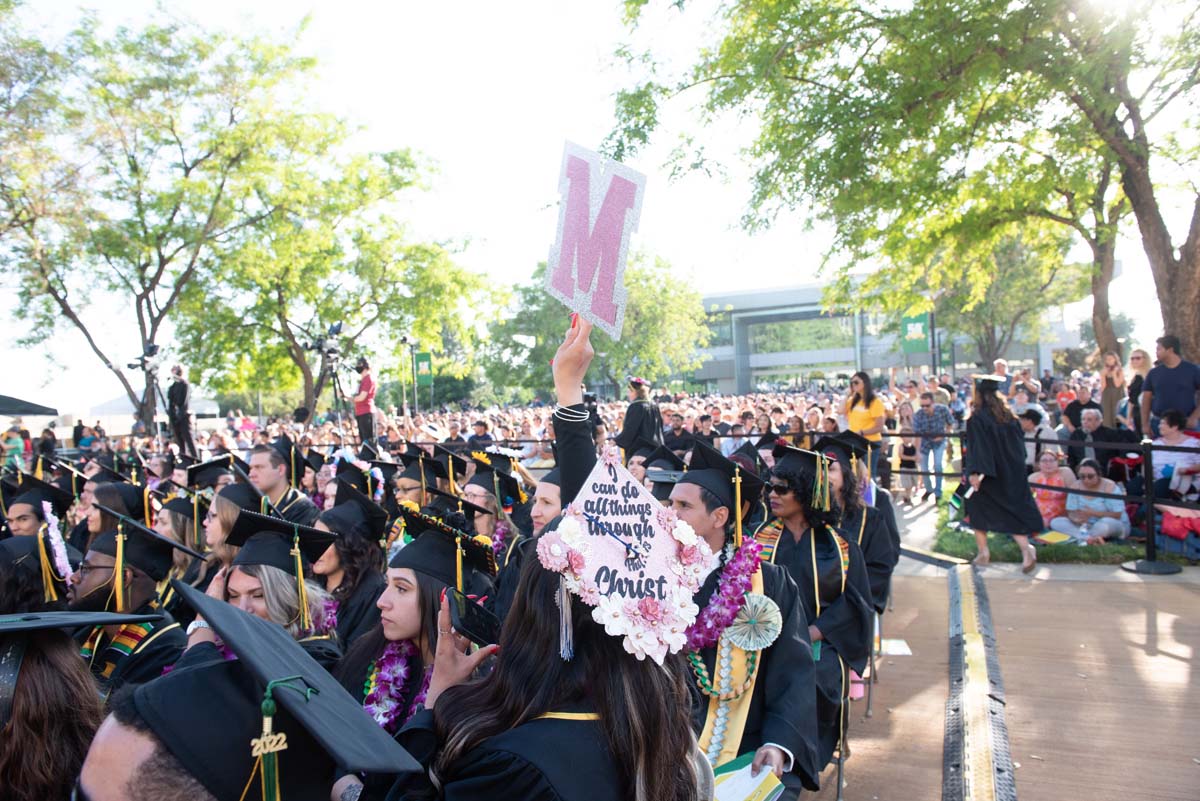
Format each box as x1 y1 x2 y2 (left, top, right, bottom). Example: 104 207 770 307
192 494 201 551
733 467 744 550
37 526 59 603
114 522 127 613
34 456 43 481
418 455 427 503
291 530 312 633
251 677 302 801
454 535 464 593
261 496 269 516
143 486 153 527
556 575 574 661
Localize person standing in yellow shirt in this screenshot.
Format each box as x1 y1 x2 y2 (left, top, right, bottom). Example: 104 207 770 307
842 371 886 477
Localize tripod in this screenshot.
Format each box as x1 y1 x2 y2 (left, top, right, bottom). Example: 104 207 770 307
322 357 359 448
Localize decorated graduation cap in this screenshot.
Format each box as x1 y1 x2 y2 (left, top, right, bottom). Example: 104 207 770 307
0 526 77 604
466 452 527 511
390 504 496 591
271 434 305 487
770 444 833 513
675 442 764 548
1 611 163 731
538 448 715 664
226 509 337 632
320 481 389 543
10 473 73 519
142 581 419 801
90 505 205 608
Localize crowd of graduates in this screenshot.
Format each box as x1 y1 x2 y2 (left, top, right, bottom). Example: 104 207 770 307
1 318 907 801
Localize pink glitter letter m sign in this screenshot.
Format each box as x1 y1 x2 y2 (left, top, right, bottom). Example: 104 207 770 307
545 142 647 341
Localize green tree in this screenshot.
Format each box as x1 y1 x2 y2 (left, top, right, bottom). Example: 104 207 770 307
484 256 711 397
612 0 1198 356
931 230 1089 365
1 10 330 426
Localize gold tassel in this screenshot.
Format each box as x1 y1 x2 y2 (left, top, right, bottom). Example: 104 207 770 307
454 534 464 592
114 522 127 613
291 531 311 632
143 486 153 527
37 526 59 602
34 456 43 481
192 494 201 551
733 467 744 550
418 455 427 504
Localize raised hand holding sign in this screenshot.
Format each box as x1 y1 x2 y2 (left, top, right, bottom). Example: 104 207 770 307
545 142 647 341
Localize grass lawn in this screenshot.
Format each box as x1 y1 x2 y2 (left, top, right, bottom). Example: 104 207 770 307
929 481 1192 565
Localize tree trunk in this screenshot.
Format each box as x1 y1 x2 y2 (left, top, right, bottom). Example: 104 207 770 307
1090 238 1120 358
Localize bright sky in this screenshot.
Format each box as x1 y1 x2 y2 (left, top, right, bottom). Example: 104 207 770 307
5 1 1172 414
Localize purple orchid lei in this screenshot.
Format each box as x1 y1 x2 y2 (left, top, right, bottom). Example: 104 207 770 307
363 640 429 734
683 539 763 652
490 520 512 560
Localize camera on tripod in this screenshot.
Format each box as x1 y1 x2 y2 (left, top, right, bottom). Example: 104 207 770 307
128 343 162 372
305 321 344 357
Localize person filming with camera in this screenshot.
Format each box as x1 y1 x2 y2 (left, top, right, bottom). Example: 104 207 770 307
353 356 377 446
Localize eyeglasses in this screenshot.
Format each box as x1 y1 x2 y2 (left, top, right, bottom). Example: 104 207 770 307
767 484 794 495
75 561 113 577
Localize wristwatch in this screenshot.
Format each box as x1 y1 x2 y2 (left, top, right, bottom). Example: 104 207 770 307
186 619 211 636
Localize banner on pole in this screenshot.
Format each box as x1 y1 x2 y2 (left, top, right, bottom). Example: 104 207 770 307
901 313 930 354
415 352 433 387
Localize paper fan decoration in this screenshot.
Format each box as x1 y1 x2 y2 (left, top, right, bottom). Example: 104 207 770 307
724 593 782 652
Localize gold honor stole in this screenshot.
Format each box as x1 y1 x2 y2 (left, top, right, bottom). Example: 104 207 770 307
697 567 765 767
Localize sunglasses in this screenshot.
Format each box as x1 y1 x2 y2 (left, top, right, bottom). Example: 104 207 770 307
767 484 794 495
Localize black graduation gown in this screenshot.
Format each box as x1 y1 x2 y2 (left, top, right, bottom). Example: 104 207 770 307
873 486 902 555
688 562 821 795
77 603 187 697
614 398 663 456
334 571 387 649
768 526 873 768
67 518 91 554
387 704 624 801
337 647 432 801
964 411 1044 535
838 506 897 615
274 487 321 527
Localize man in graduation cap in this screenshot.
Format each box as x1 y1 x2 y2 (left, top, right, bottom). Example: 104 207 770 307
665 441 821 796
248 436 320 525
67 506 201 696
3 472 74 539
77 582 419 801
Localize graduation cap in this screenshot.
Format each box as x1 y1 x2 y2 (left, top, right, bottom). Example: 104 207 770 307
0 529 77 605
817 430 873 481
754 431 779 451
422 486 492 521
643 469 683 502
770 444 833 513
333 458 373 497
271 434 306 487
465 461 526 510
50 459 89 500
105 480 158 527
434 446 470 493
90 462 132 484
367 459 401 486
9 473 73 519
215 480 264 514
538 467 562 487
972 373 1007 393
397 450 447 487
140 581 419 801
643 443 685 472
226 509 337 632
90 505 205 607
390 505 497 590
676 442 764 548
320 481 389 543
303 449 331 475
186 455 245 489
357 441 380 462
732 441 767 474
627 438 658 463
2 610 165 728
161 493 211 552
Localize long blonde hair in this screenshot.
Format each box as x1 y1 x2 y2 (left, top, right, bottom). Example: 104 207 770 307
1130 348 1151 378
227 563 331 639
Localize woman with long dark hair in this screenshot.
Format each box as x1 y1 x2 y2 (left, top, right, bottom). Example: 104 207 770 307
755 444 874 771
964 376 1044 572
841 371 886 477
331 511 496 801
0 617 107 801
385 316 708 801
313 482 387 648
